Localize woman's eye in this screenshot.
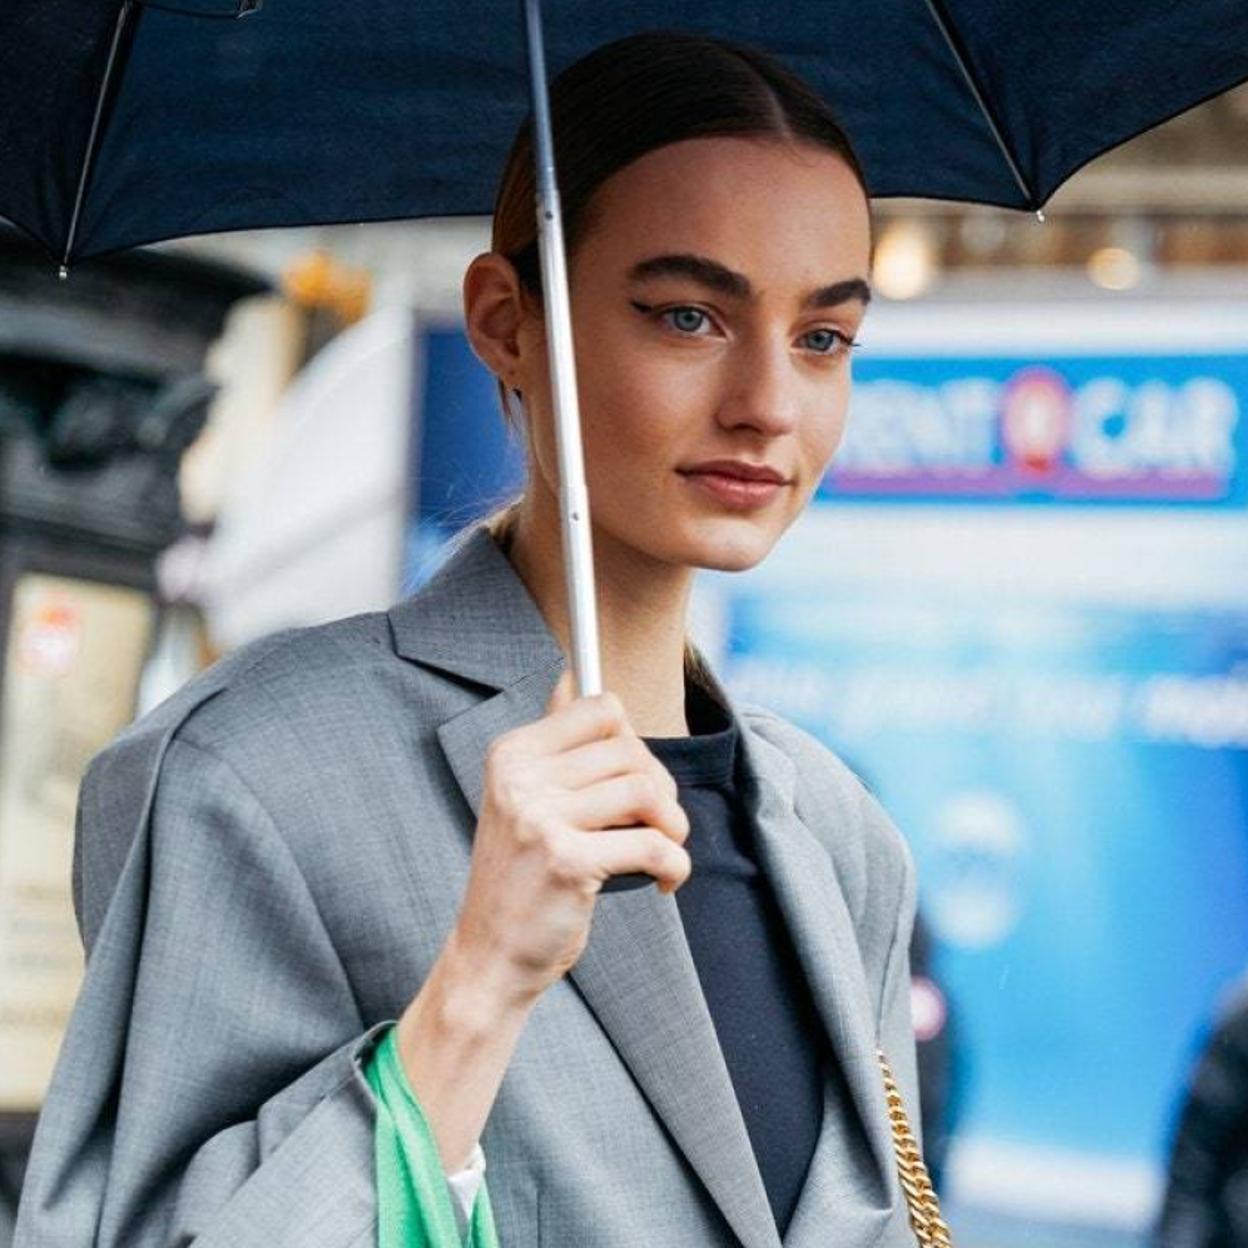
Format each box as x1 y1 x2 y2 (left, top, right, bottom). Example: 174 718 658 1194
801 327 850 355
662 306 713 335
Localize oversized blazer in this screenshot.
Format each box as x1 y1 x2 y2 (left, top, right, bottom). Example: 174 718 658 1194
14 521 921 1248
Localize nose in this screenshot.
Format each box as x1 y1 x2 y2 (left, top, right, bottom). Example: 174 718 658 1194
715 332 803 437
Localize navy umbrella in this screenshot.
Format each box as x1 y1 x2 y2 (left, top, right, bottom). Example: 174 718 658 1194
3 0 1246 694
6 1 1248 264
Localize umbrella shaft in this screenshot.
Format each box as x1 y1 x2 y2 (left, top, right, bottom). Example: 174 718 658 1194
522 0 602 699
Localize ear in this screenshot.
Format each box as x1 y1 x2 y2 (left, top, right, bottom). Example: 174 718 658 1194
462 252 540 390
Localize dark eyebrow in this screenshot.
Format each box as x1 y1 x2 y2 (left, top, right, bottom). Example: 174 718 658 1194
803 278 872 309
627 253 871 308
628 254 751 299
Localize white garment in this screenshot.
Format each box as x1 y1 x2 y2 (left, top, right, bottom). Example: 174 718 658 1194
445 1143 486 1237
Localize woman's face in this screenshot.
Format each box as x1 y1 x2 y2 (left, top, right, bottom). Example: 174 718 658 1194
519 134 872 572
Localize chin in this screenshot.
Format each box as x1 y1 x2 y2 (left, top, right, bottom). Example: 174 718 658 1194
672 517 781 573
599 509 785 573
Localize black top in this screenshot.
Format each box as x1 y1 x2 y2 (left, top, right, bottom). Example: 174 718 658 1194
641 677 828 1237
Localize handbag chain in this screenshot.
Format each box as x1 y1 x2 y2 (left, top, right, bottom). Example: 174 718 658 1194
875 1049 954 1247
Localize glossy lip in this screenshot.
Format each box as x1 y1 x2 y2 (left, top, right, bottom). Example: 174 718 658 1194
678 458 790 484
681 470 786 510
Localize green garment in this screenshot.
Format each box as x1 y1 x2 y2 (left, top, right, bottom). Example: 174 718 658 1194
365 1024 502 1248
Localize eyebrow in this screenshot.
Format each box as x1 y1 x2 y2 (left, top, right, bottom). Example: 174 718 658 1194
626 253 872 309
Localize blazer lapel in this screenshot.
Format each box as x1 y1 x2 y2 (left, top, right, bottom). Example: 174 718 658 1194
390 526 781 1248
734 722 897 1248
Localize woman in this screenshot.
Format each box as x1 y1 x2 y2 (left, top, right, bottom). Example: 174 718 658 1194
15 30 928 1248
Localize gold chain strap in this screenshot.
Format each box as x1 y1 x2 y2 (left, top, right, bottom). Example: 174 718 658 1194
875 1049 954 1248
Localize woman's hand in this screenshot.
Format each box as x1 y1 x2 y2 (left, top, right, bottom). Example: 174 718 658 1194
453 667 692 1006
394 669 690 1173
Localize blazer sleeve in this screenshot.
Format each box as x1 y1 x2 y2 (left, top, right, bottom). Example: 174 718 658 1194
15 734 385 1248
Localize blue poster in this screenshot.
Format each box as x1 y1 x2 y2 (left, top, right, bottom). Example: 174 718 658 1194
706 342 1248 1225
824 352 1248 507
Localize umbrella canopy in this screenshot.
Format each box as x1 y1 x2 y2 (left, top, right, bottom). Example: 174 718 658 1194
3 0 1247 268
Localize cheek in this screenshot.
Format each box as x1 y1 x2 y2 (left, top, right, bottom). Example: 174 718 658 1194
800 375 854 476
793 376 853 504
827 392 853 456
575 329 690 462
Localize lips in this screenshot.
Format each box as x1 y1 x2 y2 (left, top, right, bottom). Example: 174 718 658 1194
679 467 788 509
679 460 788 484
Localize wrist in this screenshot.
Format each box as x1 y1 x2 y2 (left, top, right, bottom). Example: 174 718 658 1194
396 929 537 1070
440 924 544 1023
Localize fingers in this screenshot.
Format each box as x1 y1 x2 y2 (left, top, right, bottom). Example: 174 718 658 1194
546 734 677 799
583 825 693 894
492 670 690 899
555 773 689 846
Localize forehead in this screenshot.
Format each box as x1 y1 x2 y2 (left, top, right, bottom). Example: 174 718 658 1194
575 135 871 283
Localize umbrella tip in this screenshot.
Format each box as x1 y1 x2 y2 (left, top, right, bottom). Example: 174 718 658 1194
57 264 70 281
1035 209 1047 224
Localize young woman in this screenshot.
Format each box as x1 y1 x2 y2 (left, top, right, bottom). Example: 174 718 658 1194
15 30 931 1248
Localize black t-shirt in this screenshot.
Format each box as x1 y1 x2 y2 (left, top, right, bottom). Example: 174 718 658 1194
641 677 828 1237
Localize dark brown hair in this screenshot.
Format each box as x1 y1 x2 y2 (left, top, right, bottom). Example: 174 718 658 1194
488 29 870 429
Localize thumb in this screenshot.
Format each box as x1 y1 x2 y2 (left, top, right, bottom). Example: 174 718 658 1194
546 665 577 715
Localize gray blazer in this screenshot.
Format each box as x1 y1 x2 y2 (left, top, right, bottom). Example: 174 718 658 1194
14 522 921 1248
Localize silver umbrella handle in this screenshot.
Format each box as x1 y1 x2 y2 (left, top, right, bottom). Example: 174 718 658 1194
523 0 602 700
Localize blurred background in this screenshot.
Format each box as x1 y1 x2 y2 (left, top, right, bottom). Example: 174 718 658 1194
1 84 1246 1248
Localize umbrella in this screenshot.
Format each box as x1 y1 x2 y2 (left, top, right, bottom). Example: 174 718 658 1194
3 0 1247 697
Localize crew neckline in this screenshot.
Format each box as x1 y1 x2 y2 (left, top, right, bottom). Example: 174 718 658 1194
641 675 738 788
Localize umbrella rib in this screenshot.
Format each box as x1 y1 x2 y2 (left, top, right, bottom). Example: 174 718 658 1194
61 0 137 277
920 0 1040 214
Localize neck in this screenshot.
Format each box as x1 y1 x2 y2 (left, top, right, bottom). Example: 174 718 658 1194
505 489 695 738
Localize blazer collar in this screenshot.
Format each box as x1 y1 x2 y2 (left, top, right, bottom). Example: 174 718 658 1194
388 523 564 689
387 523 895 1248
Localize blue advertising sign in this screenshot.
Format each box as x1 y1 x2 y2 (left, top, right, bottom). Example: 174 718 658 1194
713 312 1248 1221
823 353 1248 506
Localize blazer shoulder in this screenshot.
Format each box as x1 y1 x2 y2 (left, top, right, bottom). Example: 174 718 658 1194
74 611 404 944
736 701 915 933
136 609 394 736
83 609 403 812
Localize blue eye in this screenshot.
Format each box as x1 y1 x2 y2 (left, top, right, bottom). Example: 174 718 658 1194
663 306 711 335
802 328 851 355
